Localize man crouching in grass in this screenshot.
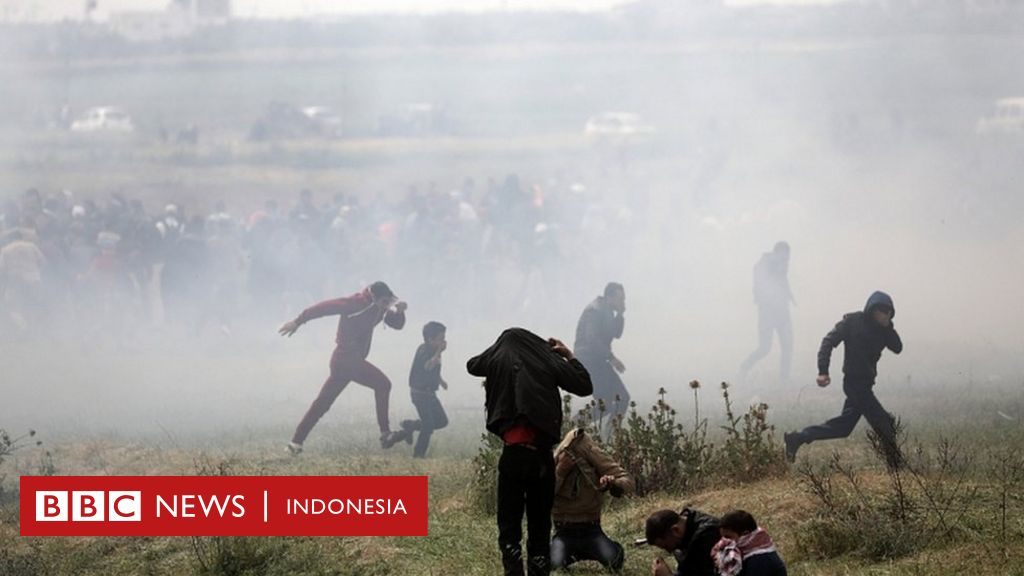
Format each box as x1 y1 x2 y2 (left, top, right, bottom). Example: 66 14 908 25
645 507 720 576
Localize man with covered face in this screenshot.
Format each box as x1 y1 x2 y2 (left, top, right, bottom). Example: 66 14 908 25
550 427 633 572
574 282 629 424
467 328 593 576
279 281 411 454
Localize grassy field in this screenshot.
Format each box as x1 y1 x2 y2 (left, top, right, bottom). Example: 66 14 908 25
2 380 1023 576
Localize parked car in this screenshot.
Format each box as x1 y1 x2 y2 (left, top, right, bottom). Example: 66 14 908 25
300 106 343 138
583 111 655 139
69 107 135 133
250 102 343 140
976 98 1024 135
377 102 451 137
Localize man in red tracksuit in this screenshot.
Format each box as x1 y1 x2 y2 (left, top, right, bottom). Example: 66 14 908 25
279 281 411 454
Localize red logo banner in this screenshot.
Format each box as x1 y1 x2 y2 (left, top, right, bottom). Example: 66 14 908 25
20 476 428 536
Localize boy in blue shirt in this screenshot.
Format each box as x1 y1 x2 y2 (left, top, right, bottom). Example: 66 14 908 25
401 321 449 458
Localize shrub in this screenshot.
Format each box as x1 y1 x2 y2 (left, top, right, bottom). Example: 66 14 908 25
795 423 993 562
0 428 41 465
0 547 46 576
0 428 43 503
714 382 787 482
470 432 504 515
470 380 790 508
987 444 1024 557
605 387 714 496
191 537 284 576
795 452 924 560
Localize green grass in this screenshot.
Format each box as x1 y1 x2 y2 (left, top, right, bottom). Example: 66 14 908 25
2 389 1023 575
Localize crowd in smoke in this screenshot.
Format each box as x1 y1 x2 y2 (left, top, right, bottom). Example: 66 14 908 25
0 176 639 346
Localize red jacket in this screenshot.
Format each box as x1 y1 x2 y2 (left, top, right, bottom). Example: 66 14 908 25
296 288 405 359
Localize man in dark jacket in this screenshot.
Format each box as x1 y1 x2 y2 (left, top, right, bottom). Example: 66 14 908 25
279 281 411 454
739 242 794 384
645 508 721 576
784 291 904 467
574 283 628 422
467 328 593 576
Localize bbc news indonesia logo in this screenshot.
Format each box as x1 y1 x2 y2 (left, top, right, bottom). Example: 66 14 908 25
21 476 428 537
36 490 142 522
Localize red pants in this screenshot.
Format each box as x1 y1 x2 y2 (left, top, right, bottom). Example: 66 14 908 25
292 349 393 444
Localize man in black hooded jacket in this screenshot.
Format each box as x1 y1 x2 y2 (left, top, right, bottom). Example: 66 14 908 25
467 328 593 576
784 291 904 467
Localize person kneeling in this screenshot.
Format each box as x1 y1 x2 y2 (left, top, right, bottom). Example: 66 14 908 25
551 428 634 573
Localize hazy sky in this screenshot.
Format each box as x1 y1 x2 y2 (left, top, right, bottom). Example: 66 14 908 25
1 0 848 22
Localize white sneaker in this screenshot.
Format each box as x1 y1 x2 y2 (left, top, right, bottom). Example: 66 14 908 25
286 441 303 456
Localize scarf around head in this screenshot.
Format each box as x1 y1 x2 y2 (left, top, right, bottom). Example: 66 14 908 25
713 528 777 576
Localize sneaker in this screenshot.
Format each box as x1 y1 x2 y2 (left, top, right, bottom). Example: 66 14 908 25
380 431 407 449
286 441 303 456
783 432 799 463
399 420 418 445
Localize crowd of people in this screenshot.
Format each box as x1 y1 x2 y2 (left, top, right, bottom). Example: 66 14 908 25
0 175 636 345
4 175 907 576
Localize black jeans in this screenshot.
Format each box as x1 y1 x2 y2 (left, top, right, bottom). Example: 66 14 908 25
551 522 624 572
794 379 900 465
577 355 630 423
408 390 449 458
497 444 555 576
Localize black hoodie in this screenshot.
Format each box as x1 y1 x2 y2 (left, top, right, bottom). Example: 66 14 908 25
818 291 903 382
467 328 592 446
